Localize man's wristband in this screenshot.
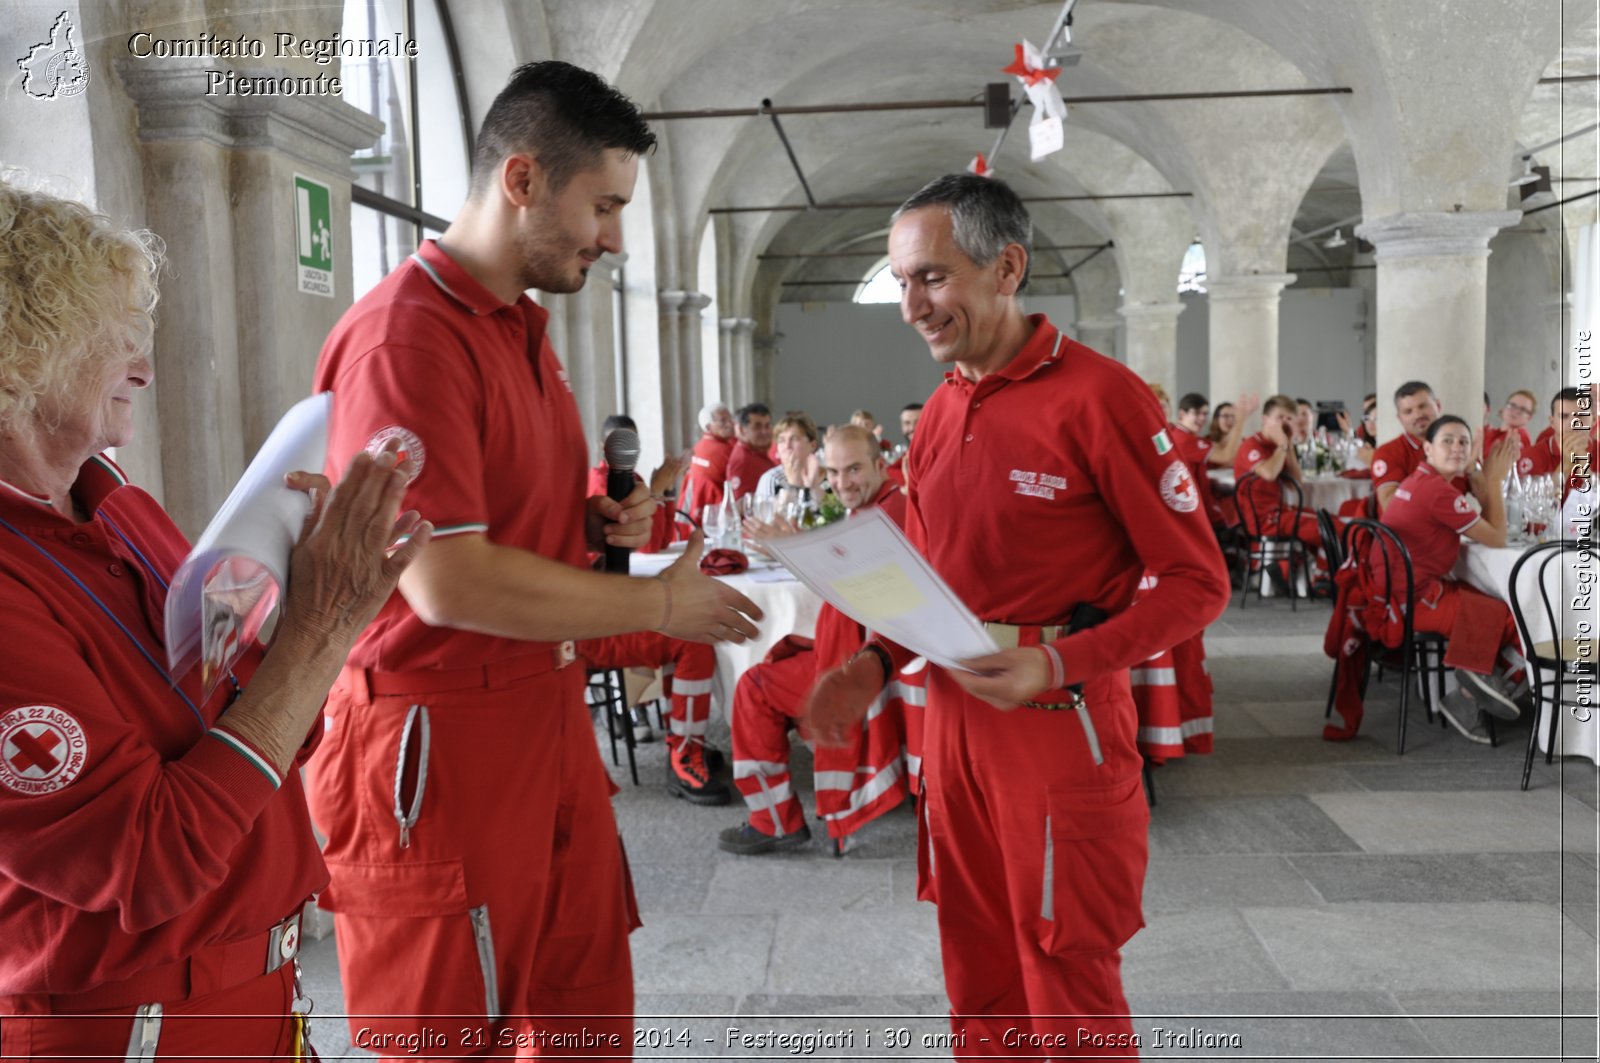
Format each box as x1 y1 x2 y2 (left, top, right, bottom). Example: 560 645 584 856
1038 643 1066 691
850 644 893 690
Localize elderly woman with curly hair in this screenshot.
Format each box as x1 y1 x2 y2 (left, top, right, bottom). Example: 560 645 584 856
0 180 432 1057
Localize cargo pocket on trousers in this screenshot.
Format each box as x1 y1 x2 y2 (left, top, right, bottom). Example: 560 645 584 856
1035 775 1150 956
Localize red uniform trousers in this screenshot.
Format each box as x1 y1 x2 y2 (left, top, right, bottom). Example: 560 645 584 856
1132 631 1214 764
899 658 929 798
306 666 637 1061
730 640 817 837
0 962 300 1061
1245 509 1331 576
1413 581 1526 680
578 631 716 750
919 667 1148 1058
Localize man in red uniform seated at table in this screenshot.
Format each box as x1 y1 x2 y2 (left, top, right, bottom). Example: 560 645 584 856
1233 394 1327 570
886 402 923 487
1523 386 1597 486
1373 379 1468 511
807 173 1229 1055
726 402 776 501
309 61 763 1057
686 401 735 521
1485 389 1538 472
583 414 727 800
1376 415 1523 741
719 425 911 853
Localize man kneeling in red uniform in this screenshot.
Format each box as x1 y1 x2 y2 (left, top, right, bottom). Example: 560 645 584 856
719 425 911 853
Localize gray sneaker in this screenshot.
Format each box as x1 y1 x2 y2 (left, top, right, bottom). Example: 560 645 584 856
1458 671 1521 721
1437 690 1492 744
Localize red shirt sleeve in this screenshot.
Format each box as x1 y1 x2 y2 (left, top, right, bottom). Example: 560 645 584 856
1429 476 1480 534
0 597 281 934
321 339 489 540
1371 439 1405 491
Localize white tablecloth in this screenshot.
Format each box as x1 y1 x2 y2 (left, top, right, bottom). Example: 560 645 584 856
632 548 823 717
1455 541 1598 763
1300 474 1370 513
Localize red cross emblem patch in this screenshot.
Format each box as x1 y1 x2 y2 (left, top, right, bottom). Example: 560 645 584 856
1159 460 1200 514
0 706 88 796
365 426 426 485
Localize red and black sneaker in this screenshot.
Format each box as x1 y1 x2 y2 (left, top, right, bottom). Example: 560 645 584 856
667 741 731 805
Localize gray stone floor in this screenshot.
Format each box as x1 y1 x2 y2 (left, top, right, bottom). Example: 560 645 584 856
301 599 1600 1060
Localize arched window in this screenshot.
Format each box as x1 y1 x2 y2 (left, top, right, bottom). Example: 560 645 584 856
343 0 473 299
854 259 900 304
1177 240 1207 294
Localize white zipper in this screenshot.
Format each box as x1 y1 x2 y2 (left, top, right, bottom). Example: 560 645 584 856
393 704 431 848
123 1003 162 1061
469 904 501 1021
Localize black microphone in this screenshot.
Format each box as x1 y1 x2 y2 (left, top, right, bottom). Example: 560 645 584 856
603 428 641 573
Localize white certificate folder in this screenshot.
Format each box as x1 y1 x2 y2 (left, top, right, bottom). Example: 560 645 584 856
760 506 997 670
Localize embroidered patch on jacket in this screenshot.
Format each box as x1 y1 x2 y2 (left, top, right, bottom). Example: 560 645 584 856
1159 460 1199 513
1454 495 1474 515
1152 430 1173 455
1371 458 1388 478
365 425 426 484
0 706 88 795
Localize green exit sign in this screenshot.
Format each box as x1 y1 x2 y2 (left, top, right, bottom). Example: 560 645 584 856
294 173 333 298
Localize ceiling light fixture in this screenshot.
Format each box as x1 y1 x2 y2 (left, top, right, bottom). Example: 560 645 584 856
1323 229 1347 249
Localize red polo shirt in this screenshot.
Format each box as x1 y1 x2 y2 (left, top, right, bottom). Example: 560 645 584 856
1370 431 1425 494
687 432 733 519
1169 423 1216 520
0 456 323 995
1231 433 1291 527
1522 432 1600 479
315 239 589 673
725 440 776 501
1376 462 1479 596
904 315 1229 686
1483 425 1531 458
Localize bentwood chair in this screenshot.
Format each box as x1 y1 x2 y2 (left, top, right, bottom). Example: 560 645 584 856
1235 473 1313 610
1333 519 1456 754
1316 508 1345 572
1508 540 1599 789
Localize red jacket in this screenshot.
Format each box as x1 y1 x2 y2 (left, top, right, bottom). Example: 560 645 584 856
0 456 324 995
725 440 777 502
686 432 733 520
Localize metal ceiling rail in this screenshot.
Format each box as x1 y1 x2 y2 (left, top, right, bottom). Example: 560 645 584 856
758 243 1107 259
714 191 1190 214
782 273 1074 286
1523 187 1600 215
643 86 1353 121
760 99 818 208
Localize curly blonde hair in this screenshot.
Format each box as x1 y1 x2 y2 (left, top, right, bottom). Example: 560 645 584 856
0 179 164 432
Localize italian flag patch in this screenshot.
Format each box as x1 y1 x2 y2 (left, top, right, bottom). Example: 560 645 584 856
1152 430 1173 455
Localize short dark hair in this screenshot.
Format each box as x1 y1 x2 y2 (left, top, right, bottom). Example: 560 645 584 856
893 174 1033 290
1296 397 1313 408
471 61 656 196
1425 415 1472 443
1553 385 1590 412
1393 380 1434 406
736 402 771 426
901 402 924 414
1178 392 1209 414
601 413 637 436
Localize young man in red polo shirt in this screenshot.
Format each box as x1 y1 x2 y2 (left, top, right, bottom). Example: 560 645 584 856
1233 394 1326 574
309 62 761 1057
1523 386 1596 484
686 401 735 521
719 425 912 854
808 174 1229 1055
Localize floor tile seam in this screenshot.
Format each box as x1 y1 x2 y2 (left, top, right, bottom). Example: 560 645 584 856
1280 853 1336 905
1230 904 1300 993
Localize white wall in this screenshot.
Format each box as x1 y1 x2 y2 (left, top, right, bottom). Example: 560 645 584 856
1485 227 1565 409
772 295 1074 437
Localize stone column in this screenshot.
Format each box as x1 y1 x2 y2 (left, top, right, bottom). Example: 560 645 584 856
1074 317 1122 362
656 291 688 451
562 252 624 449
1118 301 1185 398
669 291 712 435
118 59 381 536
720 317 756 404
752 332 779 410
1205 274 1295 425
1356 212 1520 441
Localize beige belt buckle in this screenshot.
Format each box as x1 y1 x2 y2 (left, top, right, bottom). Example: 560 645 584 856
266 911 301 973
